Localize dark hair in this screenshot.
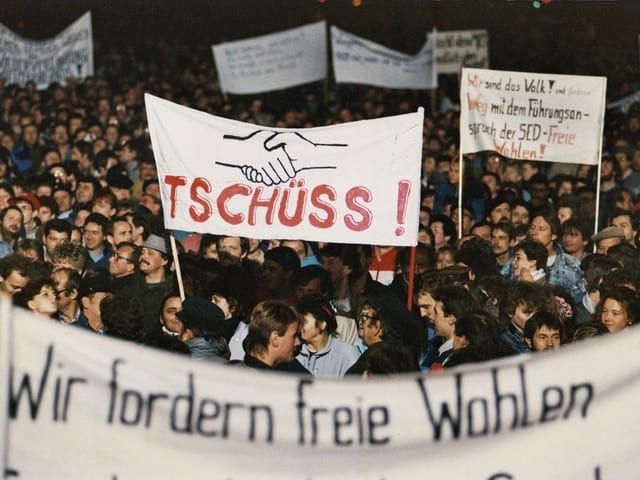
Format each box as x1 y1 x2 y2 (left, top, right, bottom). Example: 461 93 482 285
264 245 301 273
295 294 338 335
292 265 333 295
499 282 547 328
43 218 72 237
244 301 299 355
101 293 145 342
562 217 591 241
513 240 548 271
523 311 564 344
12 276 54 310
360 341 419 375
454 237 495 280
432 284 478 320
580 254 621 293
596 286 640 326
531 206 561 239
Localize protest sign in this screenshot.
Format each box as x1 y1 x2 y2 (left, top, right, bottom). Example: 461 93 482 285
427 29 489 74
460 68 606 165
331 26 437 89
2 298 640 479
212 21 327 95
145 93 423 246
0 12 93 89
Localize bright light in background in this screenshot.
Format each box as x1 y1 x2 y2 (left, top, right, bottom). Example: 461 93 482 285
352 0 362 6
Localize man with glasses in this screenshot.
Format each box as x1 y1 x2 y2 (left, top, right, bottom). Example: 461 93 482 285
109 241 146 294
51 267 87 328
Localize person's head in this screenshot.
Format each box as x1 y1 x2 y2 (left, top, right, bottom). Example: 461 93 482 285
470 220 491 242
51 241 89 274
79 272 115 325
609 209 636 244
529 208 559 253
512 240 548 279
490 221 514 259
511 201 531 226
581 254 621 301
101 293 145 342
524 311 564 352
528 173 550 206
109 241 141 278
281 239 308 261
107 215 133 248
13 276 57 317
75 175 100 204
139 234 170 278
293 265 333 299
244 301 301 366
487 195 512 225
295 294 338 344
430 214 456 249
13 193 39 227
51 267 81 312
91 188 117 219
499 282 547 331
160 294 184 337
451 204 475 236
42 219 72 259
561 217 591 257
435 245 456 271
53 186 74 214
597 287 639 333
216 235 249 266
0 205 24 242
431 285 477 340
263 246 301 294
0 253 32 295
591 226 625 255
453 310 502 351
14 238 44 262
83 212 109 253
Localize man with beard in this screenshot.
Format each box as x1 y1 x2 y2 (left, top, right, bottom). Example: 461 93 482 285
524 312 564 352
0 205 25 249
491 221 515 270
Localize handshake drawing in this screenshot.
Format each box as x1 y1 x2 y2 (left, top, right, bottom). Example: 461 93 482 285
217 130 347 186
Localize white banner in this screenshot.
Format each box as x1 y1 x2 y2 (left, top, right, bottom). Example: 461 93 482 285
460 68 607 165
331 26 437 90
3 298 640 479
427 29 489 74
0 12 94 89
145 93 423 246
212 22 327 95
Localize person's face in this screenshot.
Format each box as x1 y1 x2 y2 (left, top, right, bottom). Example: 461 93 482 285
52 270 74 309
556 207 572 224
321 255 347 285
218 237 245 265
471 225 491 242
453 332 469 350
53 190 73 213
83 291 111 321
83 222 105 251
422 156 436 175
75 181 95 204
0 188 12 210
502 166 521 183
22 125 38 146
615 191 633 212
521 163 537 181
527 325 561 352
432 301 454 338
274 320 301 364
491 228 511 257
42 150 61 167
562 229 587 255
615 153 632 173
262 259 291 293
430 222 448 248
513 249 536 278
416 292 436 321
111 220 133 246
596 237 621 255
139 163 157 181
300 313 325 344
28 285 58 316
282 240 306 260
481 175 498 196
139 248 167 275
361 316 382 347
2 208 23 235
74 209 90 228
161 296 184 335
600 160 613 179
511 205 529 225
110 186 130 202
44 229 69 256
0 270 29 295
577 192 596 215
202 242 218 260
452 208 473 234
448 164 460 185
144 182 160 199
600 298 629 333
611 215 635 243
512 303 536 331
15 200 34 225
296 278 323 298
92 199 115 219
436 250 455 270
109 245 136 277
52 125 69 145
530 216 555 250
489 202 511 224
17 247 39 262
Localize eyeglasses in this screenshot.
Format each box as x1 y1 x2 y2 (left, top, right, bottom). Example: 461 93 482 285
358 312 375 322
113 254 134 263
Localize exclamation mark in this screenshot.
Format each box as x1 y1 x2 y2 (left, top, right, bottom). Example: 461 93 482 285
539 144 546 158
395 180 411 236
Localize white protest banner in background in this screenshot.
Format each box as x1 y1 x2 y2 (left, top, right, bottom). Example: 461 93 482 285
331 26 437 90
460 68 606 165
427 29 489 74
145 93 423 246
2 298 640 479
0 12 93 90
212 21 327 95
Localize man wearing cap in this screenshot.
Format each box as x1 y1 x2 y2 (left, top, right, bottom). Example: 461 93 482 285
175 297 228 361
592 226 626 255
13 193 40 239
106 165 134 202
78 273 115 334
139 233 171 333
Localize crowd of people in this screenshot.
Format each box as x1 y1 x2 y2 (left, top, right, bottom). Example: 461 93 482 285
1 41 639 378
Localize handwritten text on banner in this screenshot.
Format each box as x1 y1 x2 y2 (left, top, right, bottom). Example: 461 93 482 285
460 68 606 165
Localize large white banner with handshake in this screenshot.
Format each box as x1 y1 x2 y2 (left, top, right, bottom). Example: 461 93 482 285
145 93 423 246
0 12 94 89
2 298 640 479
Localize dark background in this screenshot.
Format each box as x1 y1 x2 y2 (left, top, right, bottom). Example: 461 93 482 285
3 0 640 95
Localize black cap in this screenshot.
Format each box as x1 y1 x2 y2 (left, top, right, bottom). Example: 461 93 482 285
106 165 133 189
176 297 225 331
78 275 115 299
